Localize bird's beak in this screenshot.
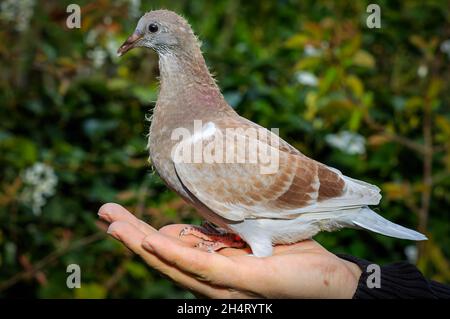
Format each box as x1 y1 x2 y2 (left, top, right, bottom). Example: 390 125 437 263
117 31 143 57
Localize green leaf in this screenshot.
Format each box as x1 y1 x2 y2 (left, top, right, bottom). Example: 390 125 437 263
125 261 149 279
352 50 375 69
346 75 364 98
285 34 310 48
75 283 107 299
349 109 362 131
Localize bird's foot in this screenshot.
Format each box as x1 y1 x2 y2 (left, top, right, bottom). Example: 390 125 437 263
194 240 246 253
179 222 226 239
179 224 246 252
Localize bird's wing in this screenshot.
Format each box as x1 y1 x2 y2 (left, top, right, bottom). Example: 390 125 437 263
172 117 381 222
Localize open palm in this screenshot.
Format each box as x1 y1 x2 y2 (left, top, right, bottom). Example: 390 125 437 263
98 203 361 298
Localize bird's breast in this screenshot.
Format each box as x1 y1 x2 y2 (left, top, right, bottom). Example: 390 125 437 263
148 110 239 229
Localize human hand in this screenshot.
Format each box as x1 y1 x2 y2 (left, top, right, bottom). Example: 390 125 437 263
98 203 362 298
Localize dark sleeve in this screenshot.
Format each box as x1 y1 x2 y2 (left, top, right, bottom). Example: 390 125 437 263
337 254 450 299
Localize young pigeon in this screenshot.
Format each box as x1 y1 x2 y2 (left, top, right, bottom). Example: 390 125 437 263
117 10 427 257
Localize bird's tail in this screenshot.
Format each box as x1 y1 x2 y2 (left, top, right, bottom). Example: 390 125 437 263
350 207 427 241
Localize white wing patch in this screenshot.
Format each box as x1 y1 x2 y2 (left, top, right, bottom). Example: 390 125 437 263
190 122 216 143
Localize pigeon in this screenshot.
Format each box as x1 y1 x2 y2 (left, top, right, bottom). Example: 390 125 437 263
117 10 427 257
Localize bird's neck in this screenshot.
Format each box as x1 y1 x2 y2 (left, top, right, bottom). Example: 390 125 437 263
156 48 230 118
159 48 215 89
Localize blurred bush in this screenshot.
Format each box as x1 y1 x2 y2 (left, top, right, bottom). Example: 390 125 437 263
0 0 449 298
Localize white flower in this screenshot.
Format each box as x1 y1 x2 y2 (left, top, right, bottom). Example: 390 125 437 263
20 163 58 215
87 47 107 68
440 39 450 58
85 30 99 46
295 71 318 87
0 0 35 32
304 44 321 57
417 65 428 78
106 37 122 62
325 131 366 155
404 245 418 264
0 0 15 21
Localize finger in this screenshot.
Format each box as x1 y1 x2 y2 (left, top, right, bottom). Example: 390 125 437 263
98 203 134 223
99 202 156 235
107 220 147 250
142 232 254 289
107 221 233 298
159 224 189 237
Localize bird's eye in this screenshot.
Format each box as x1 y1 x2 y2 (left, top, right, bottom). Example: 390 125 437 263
148 23 158 33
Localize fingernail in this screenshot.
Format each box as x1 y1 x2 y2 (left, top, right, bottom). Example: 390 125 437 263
107 226 120 241
98 211 110 222
142 240 154 252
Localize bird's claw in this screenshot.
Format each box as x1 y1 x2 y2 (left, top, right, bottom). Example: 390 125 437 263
179 224 247 252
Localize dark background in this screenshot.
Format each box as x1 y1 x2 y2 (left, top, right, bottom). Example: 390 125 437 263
0 0 449 298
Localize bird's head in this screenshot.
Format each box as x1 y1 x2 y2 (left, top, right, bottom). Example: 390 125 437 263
117 10 198 57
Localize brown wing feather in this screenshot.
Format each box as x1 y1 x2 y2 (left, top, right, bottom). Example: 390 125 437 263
317 164 346 200
173 117 376 221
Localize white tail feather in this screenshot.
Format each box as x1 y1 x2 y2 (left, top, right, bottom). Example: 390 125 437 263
351 207 427 241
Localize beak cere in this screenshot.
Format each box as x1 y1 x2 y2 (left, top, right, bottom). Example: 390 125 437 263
117 32 143 56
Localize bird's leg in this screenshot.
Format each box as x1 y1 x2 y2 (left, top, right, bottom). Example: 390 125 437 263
179 222 247 252
200 220 224 234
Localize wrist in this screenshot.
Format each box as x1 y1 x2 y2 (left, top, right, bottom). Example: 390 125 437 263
337 258 362 299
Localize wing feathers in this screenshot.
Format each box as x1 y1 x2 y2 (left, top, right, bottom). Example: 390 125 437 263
173 118 381 221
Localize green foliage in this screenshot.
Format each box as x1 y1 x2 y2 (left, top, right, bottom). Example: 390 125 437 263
0 0 449 297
